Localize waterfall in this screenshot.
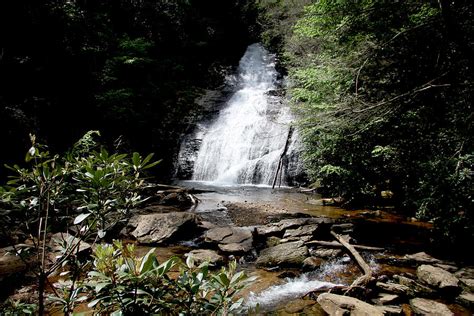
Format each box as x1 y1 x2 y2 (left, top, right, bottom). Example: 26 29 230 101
190 43 299 185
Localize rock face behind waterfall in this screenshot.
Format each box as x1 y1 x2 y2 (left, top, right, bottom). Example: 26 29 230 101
176 43 304 186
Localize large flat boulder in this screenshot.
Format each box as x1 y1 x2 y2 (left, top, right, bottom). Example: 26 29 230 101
283 224 319 239
317 293 384 316
417 264 460 293
256 217 333 237
409 298 453 315
185 249 223 266
256 241 308 267
131 212 199 244
204 226 253 253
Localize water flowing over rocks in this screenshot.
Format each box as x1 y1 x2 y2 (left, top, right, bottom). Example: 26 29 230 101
130 212 200 244
177 43 303 185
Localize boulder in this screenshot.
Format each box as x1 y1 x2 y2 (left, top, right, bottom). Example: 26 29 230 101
317 293 384 316
204 226 253 253
256 241 308 268
131 212 199 244
283 224 319 239
395 274 436 297
49 232 91 263
310 248 342 258
303 257 324 270
266 236 281 248
0 247 28 280
185 249 223 266
417 264 460 293
403 252 442 264
409 298 453 316
376 282 410 295
256 217 333 237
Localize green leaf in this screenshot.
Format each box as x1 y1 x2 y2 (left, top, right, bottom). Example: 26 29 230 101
139 248 156 274
73 213 91 225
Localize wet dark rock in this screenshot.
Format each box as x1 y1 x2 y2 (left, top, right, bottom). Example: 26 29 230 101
317 293 384 316
460 278 474 292
456 292 474 308
409 298 453 315
0 247 28 280
403 252 442 265
266 236 281 248
417 264 460 294
130 212 199 244
394 275 436 297
455 267 474 279
284 299 316 313
256 241 308 268
277 271 299 279
433 263 458 273
185 249 223 266
331 223 354 234
159 191 193 207
197 209 233 226
303 257 323 270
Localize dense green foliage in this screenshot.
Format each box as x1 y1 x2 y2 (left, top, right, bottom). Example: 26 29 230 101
0 0 258 180
80 242 250 315
0 132 251 314
258 0 473 248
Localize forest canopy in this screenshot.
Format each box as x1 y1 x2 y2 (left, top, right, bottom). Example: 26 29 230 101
257 0 474 248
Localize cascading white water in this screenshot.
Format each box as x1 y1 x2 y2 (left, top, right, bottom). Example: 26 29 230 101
192 43 295 185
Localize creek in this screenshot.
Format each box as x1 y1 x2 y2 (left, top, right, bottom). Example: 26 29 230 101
172 43 433 312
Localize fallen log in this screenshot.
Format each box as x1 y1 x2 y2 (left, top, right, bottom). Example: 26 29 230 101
306 240 384 251
330 231 373 291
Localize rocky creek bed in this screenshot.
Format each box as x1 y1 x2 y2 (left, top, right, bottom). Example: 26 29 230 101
1 183 473 315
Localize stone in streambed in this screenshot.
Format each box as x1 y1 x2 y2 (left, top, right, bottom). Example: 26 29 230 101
371 293 399 305
256 241 308 268
204 226 253 253
456 292 474 308
317 293 384 316
256 217 333 237
185 249 223 266
409 298 453 315
376 282 410 295
131 212 199 244
417 264 460 293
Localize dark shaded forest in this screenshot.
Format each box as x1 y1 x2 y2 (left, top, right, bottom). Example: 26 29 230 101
0 0 258 180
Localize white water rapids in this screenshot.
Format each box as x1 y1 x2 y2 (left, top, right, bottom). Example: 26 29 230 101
192 43 297 185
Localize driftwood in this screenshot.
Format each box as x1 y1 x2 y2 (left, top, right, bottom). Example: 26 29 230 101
306 240 384 251
330 231 373 291
272 126 294 189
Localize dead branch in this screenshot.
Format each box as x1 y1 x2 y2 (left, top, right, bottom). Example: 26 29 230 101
306 240 384 251
330 231 373 292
